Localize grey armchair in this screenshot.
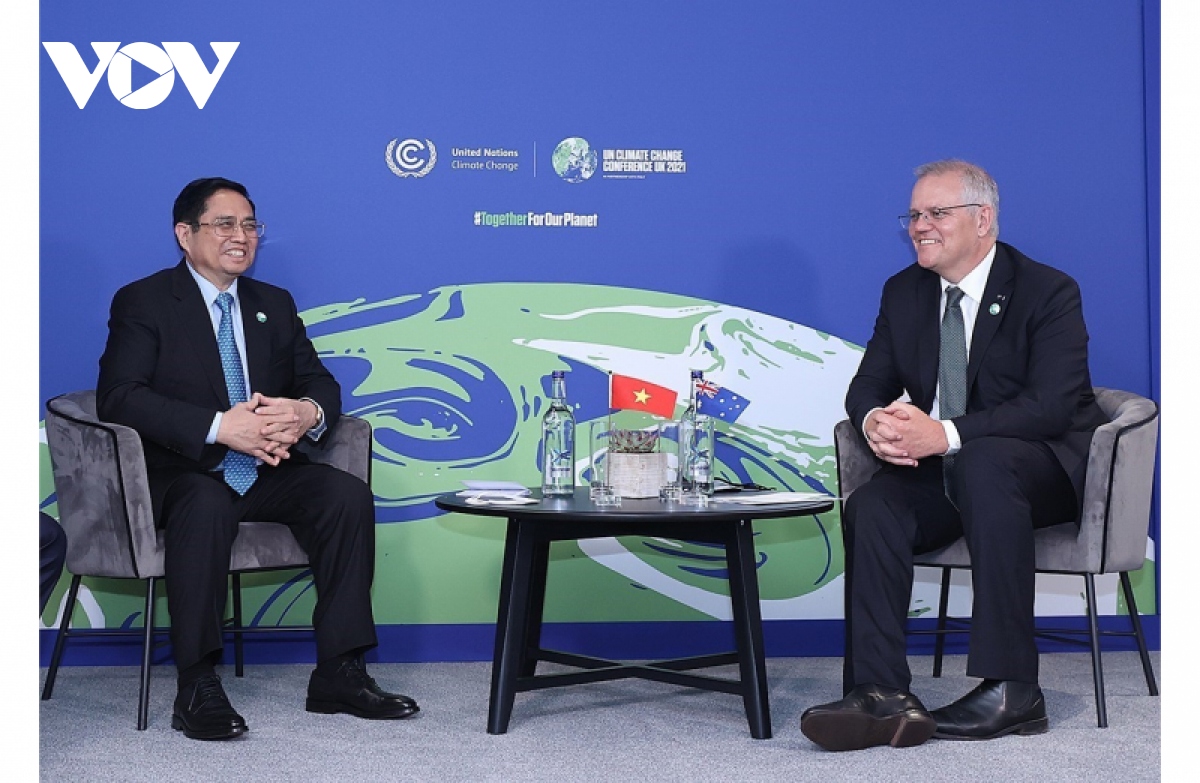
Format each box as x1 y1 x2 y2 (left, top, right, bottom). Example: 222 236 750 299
41 389 373 730
832 387 1159 728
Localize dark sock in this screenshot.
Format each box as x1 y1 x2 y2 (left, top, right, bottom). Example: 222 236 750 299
178 659 216 690
316 651 358 677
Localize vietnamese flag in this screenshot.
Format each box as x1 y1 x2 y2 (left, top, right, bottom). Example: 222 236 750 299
610 373 678 418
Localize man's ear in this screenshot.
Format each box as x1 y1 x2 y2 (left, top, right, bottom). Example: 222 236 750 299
976 205 994 237
174 222 192 252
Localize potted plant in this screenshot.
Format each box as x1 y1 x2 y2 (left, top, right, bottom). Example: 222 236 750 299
606 426 667 498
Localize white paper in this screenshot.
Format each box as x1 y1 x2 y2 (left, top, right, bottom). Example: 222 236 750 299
458 480 532 498
464 496 540 506
461 480 530 491
711 491 836 505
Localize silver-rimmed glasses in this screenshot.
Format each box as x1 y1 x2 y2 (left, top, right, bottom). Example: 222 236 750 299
897 204 982 229
196 217 267 238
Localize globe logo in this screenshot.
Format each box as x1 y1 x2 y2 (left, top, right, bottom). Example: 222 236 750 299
551 137 598 183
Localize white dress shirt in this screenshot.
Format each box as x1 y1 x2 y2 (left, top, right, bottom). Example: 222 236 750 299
863 243 997 456
184 262 326 449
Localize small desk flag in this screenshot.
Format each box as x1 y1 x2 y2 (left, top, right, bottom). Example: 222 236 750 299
610 373 678 418
696 381 751 423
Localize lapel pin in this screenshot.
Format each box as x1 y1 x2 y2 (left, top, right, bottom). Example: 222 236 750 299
989 303 1001 316
256 312 267 323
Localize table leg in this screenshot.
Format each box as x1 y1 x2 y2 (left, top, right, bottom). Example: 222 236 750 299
488 518 537 734
520 539 551 677
726 518 771 739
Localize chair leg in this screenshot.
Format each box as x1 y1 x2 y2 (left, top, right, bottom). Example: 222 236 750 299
138 578 157 731
41 573 82 700
1119 571 1159 696
932 567 952 678
232 572 245 678
1083 574 1108 728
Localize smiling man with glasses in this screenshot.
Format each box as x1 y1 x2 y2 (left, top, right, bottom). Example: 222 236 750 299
96 177 420 741
799 159 1108 751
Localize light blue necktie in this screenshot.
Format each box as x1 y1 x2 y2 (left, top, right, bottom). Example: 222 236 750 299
216 292 257 495
939 286 967 506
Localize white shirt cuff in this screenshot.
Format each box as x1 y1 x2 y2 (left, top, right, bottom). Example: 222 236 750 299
941 419 962 455
206 412 222 445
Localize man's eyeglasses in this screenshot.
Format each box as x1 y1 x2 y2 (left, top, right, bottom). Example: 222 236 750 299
898 204 982 229
195 217 267 239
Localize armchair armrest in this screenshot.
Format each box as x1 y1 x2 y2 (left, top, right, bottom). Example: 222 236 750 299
833 419 881 501
1079 388 1160 573
296 415 372 485
45 391 163 579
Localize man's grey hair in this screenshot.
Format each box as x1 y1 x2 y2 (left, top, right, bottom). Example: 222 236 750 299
914 159 1000 238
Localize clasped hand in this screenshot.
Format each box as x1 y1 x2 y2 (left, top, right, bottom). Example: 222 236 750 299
216 393 318 465
864 402 949 467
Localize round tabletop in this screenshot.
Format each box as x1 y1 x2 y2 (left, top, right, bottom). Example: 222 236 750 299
434 488 834 524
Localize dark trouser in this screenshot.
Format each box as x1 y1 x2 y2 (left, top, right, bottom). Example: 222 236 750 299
156 463 378 674
841 437 1077 694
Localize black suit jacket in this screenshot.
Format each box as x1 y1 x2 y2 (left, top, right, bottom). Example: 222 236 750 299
97 261 342 510
845 241 1108 503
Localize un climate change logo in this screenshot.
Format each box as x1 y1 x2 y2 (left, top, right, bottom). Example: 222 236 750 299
386 138 437 178
552 137 598 183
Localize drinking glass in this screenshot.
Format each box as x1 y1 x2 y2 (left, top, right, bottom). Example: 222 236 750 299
592 485 623 507
587 420 612 500
657 422 683 502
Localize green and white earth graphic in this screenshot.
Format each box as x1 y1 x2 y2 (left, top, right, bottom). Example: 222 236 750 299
551 137 598 183
38 283 1156 630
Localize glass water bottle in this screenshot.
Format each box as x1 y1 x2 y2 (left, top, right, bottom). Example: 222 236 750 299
541 370 576 496
679 370 703 492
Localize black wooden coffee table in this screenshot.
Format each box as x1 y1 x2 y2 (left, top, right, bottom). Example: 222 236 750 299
434 489 834 739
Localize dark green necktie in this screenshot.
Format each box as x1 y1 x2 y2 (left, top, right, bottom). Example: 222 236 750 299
939 286 966 505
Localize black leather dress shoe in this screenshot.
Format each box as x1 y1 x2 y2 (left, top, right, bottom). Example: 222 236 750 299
306 657 420 719
800 684 936 751
171 674 248 741
931 679 1049 740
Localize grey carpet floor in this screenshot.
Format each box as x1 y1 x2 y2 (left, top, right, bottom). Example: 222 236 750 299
40 651 1160 782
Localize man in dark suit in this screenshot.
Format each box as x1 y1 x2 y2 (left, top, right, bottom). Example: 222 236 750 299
800 160 1107 751
97 177 419 741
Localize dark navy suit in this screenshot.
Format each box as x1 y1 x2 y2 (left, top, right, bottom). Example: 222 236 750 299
97 261 377 672
841 241 1107 691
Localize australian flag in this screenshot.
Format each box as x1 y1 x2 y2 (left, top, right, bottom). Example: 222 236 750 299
696 380 751 423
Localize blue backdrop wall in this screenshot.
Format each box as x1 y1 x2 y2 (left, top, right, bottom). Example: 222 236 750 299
38 0 1159 663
